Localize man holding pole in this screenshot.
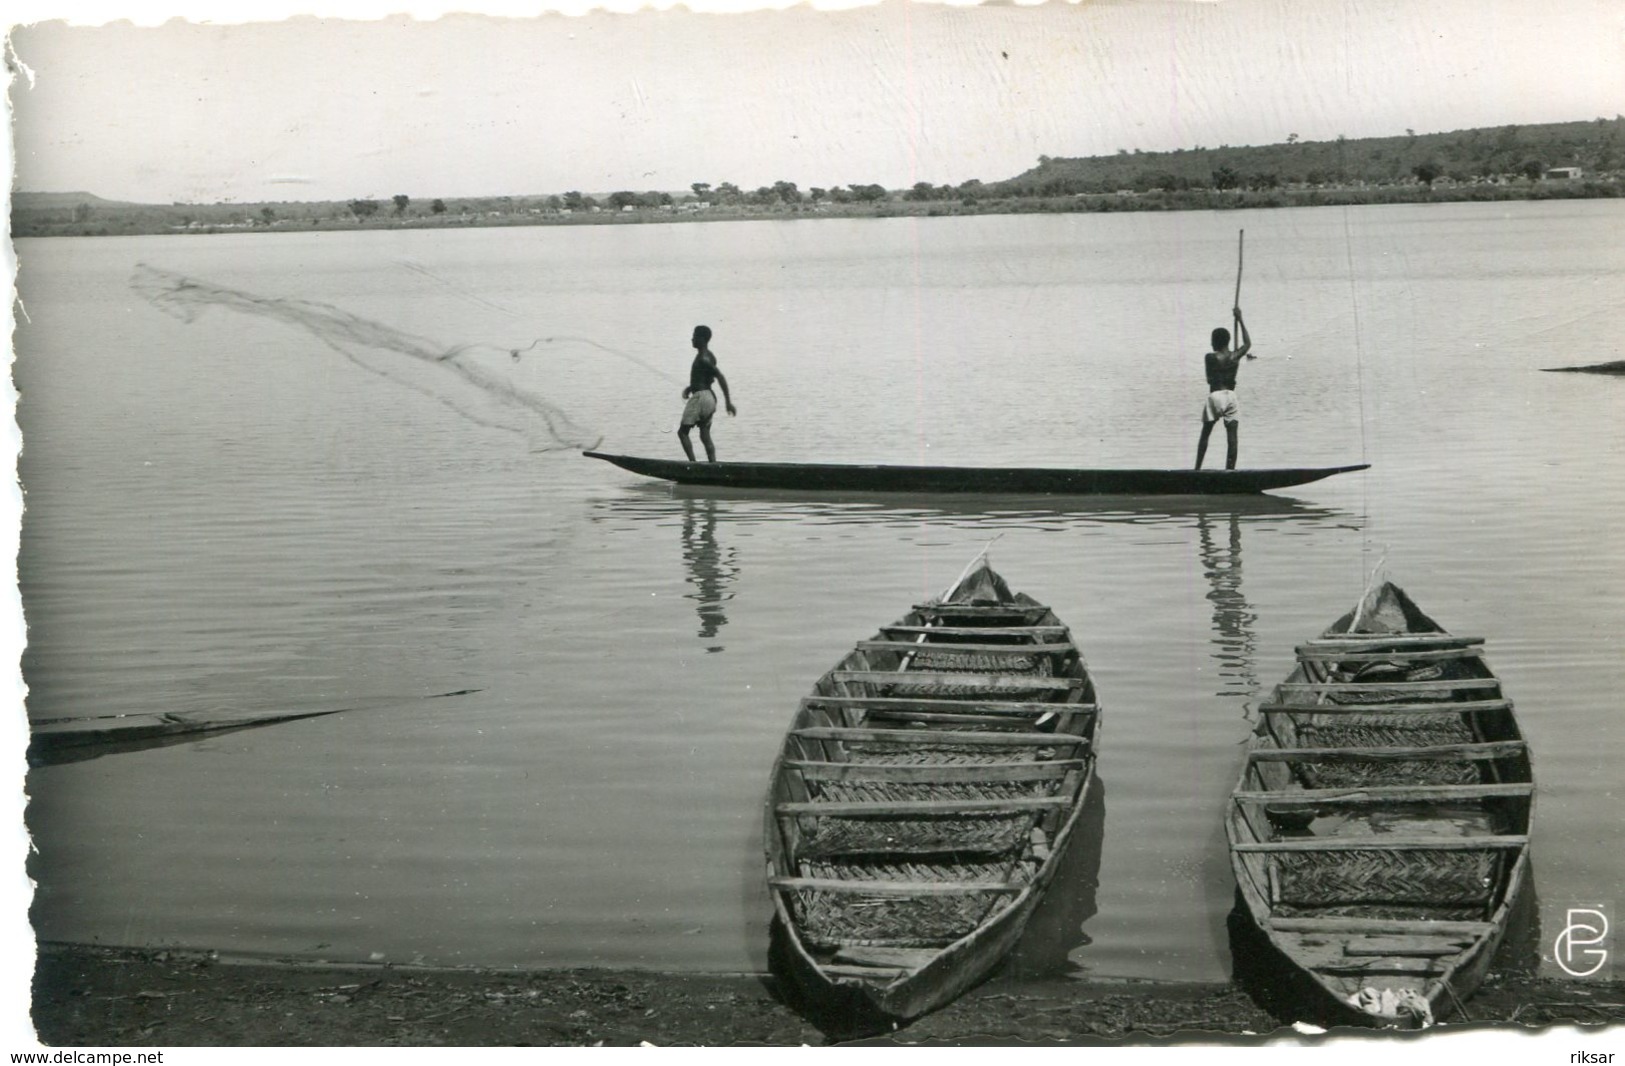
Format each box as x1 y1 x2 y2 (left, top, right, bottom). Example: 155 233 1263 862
1195 229 1257 471
1193 308 1255 470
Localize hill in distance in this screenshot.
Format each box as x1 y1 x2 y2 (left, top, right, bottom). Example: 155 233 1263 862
10 190 141 209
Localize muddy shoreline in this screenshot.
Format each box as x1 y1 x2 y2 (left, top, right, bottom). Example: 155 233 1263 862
26 942 1624 1047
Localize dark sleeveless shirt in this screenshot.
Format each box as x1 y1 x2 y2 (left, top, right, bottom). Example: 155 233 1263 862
1204 350 1239 392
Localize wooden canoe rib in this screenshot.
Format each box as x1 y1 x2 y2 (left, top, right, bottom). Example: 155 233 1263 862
764 560 1101 1021
1226 582 1533 1029
585 451 1367 497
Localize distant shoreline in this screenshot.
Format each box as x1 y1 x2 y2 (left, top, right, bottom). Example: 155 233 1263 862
18 116 1623 237
12 179 1621 239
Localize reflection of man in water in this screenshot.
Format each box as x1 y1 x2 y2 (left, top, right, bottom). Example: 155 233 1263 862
1194 308 1255 471
678 325 737 462
682 498 736 648
1196 511 1260 699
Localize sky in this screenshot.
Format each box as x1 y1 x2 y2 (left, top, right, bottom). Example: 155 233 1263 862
5 0 1625 205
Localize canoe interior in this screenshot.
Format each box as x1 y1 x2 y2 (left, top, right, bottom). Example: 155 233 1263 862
585 451 1368 496
1227 581 1532 1029
764 561 1100 1020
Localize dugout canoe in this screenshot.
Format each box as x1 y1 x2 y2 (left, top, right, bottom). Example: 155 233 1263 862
764 558 1101 1021
585 451 1367 496
27 708 350 767
27 689 481 766
1226 582 1532 1029
1540 359 1625 374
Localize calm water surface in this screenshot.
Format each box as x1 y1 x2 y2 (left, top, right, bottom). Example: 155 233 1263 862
16 201 1625 982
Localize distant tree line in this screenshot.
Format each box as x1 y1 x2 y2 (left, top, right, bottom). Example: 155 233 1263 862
12 118 1623 238
996 117 1624 198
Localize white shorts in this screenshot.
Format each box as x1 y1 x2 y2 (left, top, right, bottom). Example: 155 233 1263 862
680 388 717 427
1203 390 1239 424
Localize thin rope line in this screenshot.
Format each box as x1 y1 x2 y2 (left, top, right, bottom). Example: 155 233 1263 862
1341 206 1372 568
1440 976 1471 1024
938 534 1004 602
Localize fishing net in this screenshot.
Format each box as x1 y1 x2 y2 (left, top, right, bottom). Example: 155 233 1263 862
130 262 609 452
396 258 683 386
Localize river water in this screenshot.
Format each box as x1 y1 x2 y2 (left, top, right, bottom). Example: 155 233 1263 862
15 200 1625 983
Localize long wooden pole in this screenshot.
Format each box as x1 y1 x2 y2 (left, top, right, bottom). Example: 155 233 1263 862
1232 228 1245 343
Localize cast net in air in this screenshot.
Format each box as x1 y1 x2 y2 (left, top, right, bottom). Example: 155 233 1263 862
130 262 613 452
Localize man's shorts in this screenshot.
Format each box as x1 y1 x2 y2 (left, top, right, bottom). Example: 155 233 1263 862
681 388 718 427
1203 390 1239 424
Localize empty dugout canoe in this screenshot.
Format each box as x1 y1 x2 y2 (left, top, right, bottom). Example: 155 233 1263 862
1226 582 1532 1029
764 558 1101 1021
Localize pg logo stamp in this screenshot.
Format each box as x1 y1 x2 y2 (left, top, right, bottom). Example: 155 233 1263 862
1552 904 1613 979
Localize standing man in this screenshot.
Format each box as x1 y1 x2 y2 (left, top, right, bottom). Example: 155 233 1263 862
679 324 737 462
1194 307 1255 470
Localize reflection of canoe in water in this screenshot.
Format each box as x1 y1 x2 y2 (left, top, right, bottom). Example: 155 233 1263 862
1226 583 1532 1029
1541 360 1625 374
585 452 1367 496
764 560 1101 1022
